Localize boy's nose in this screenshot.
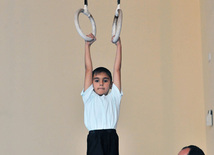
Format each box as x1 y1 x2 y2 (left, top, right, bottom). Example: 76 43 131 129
99 81 104 86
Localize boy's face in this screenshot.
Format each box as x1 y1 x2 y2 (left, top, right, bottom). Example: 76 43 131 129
92 72 112 96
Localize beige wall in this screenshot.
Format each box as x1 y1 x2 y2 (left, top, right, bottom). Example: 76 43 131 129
200 0 214 154
0 0 206 154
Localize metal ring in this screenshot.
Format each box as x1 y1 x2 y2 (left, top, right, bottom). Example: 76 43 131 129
74 8 96 41
112 9 123 43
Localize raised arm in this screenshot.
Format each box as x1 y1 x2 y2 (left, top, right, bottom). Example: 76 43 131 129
84 33 96 91
112 37 122 92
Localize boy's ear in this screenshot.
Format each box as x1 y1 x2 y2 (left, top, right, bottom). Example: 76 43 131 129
110 82 113 89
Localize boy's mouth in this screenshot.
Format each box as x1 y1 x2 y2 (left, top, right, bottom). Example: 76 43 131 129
98 88 105 90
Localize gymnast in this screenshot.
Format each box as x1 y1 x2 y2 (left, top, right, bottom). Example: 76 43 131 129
81 33 123 155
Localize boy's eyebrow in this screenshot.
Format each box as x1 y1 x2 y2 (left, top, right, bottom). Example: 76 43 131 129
93 77 99 79
93 77 110 80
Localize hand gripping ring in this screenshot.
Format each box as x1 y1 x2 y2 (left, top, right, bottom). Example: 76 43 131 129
112 9 123 43
74 8 96 41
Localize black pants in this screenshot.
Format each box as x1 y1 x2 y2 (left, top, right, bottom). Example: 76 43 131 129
87 129 119 155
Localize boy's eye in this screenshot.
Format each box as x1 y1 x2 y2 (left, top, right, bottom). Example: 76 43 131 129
94 79 99 82
104 80 109 83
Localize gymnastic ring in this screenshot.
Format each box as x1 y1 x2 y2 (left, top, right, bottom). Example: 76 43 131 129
112 9 123 44
74 8 96 41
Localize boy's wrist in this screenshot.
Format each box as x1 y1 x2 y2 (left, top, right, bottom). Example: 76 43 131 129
85 41 91 47
116 41 121 47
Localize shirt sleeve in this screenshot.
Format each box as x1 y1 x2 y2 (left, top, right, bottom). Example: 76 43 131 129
110 84 123 104
81 84 94 104
112 83 123 95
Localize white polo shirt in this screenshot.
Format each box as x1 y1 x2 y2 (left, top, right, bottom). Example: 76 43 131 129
81 84 123 131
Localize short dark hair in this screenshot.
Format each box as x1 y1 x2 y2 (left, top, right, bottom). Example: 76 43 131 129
92 67 112 82
182 145 205 155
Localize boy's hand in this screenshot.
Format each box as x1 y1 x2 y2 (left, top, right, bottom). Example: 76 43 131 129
111 36 121 46
85 33 96 46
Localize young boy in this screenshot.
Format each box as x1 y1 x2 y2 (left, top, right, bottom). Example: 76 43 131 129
81 33 123 155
